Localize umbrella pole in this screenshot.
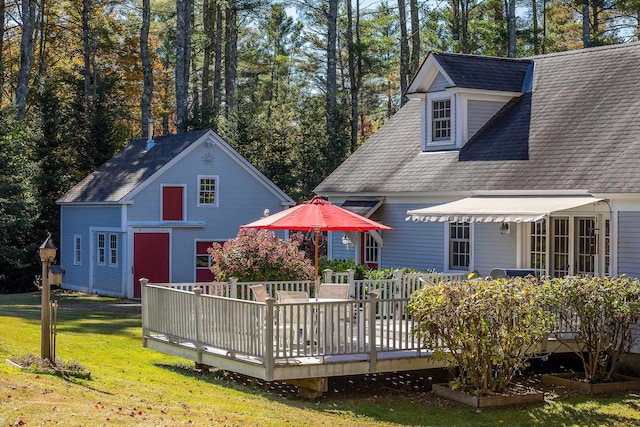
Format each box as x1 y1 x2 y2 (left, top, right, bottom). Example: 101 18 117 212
314 229 319 294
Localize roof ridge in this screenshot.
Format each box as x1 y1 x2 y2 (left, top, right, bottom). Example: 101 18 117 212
432 51 532 63
527 41 640 60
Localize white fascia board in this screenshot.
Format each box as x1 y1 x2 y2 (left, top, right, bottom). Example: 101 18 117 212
127 221 206 228
407 54 455 94
56 201 133 206
448 87 522 99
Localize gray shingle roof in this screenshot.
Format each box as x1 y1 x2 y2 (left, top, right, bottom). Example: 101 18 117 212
57 129 210 203
432 52 532 92
316 42 640 195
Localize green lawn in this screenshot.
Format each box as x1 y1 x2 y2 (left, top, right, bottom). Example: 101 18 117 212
1 290 640 426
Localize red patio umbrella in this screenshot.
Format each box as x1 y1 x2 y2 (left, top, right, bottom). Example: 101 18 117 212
241 196 392 284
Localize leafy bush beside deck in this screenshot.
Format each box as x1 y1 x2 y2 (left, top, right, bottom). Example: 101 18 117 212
408 278 554 395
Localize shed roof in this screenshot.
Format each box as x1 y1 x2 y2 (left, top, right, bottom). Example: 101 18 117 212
57 130 211 203
316 42 640 195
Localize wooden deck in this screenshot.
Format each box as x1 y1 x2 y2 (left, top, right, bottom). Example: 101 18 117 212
142 278 571 392
141 273 577 395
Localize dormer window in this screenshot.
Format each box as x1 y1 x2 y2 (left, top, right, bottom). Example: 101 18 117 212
425 92 456 149
432 99 451 141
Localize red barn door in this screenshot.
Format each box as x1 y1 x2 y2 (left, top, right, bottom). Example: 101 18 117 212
134 232 170 298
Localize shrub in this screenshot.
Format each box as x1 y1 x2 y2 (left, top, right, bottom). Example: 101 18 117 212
408 278 553 395
364 267 435 280
319 258 370 279
546 275 640 383
208 229 314 282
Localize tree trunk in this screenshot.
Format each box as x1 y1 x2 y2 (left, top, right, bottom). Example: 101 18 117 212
532 0 539 55
506 0 516 57
36 0 47 78
326 0 338 122
176 0 192 132
346 0 357 152
213 1 222 118
82 0 92 115
582 0 590 48
542 0 547 53
409 0 420 78
202 0 213 110
16 0 37 120
398 0 409 105
460 0 469 53
140 0 153 139
452 0 460 44
224 2 237 117
0 0 5 103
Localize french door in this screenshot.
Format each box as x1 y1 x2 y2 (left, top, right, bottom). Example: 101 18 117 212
549 217 598 277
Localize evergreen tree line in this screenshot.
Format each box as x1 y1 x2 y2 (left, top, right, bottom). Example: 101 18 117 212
1 0 638 292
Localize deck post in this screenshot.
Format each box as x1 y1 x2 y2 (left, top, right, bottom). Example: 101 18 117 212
193 287 204 364
229 277 238 299
367 292 378 372
264 297 275 380
140 278 149 346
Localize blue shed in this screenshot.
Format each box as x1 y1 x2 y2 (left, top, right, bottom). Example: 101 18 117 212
57 129 294 298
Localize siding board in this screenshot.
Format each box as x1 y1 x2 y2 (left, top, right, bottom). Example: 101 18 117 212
473 222 518 277
467 100 506 140
618 212 640 278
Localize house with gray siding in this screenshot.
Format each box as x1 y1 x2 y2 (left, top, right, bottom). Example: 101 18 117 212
57 129 294 298
316 42 640 279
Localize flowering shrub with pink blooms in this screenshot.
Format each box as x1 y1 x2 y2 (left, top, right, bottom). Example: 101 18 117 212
208 229 314 281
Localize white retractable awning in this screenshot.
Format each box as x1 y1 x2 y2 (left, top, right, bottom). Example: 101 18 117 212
406 196 604 223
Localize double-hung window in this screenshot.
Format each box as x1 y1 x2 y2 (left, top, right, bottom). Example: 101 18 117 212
109 234 118 267
425 93 455 149
449 222 470 270
198 176 219 207
74 235 82 265
432 99 451 141
97 233 106 265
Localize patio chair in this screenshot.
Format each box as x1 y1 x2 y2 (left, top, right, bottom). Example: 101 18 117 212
276 291 311 349
249 284 269 303
489 268 507 279
276 290 309 302
317 283 350 299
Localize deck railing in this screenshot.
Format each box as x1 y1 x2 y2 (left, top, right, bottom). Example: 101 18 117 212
142 280 433 369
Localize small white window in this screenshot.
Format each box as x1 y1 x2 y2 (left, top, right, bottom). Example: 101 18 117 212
425 93 455 149
432 99 451 141
198 175 219 207
97 233 106 265
109 234 118 267
449 222 470 270
74 235 82 265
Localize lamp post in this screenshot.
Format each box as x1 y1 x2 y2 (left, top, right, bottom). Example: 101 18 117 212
39 234 57 361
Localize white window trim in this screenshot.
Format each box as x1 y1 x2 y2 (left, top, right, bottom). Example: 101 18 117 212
197 175 219 207
425 92 456 150
109 233 118 267
97 233 106 266
74 235 82 265
160 184 187 221
444 222 473 273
